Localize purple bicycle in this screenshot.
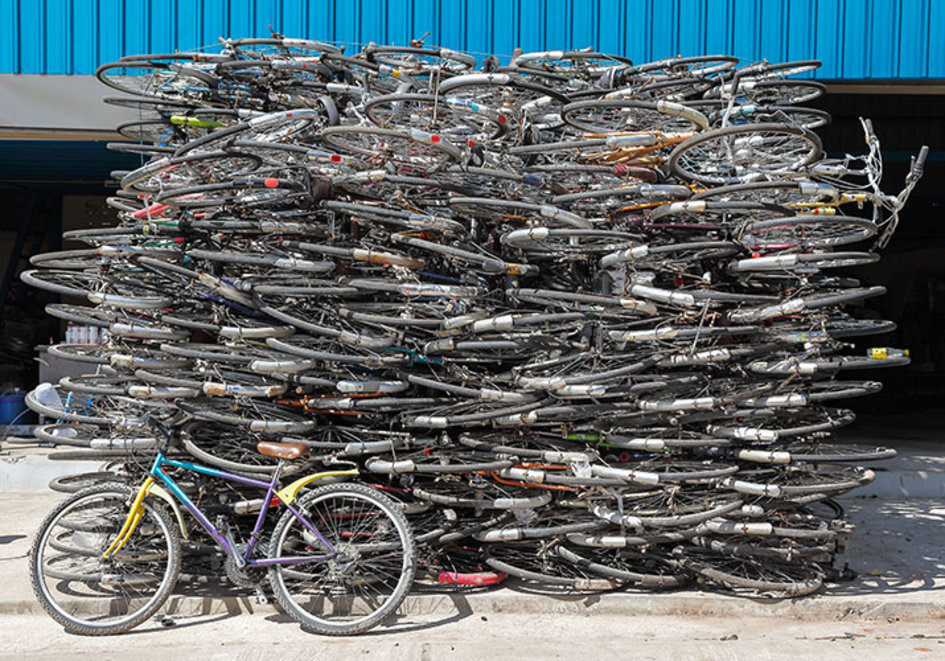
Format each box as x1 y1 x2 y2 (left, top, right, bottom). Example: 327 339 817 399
29 432 416 636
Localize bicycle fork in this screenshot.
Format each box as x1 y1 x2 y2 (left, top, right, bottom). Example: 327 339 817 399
101 477 157 560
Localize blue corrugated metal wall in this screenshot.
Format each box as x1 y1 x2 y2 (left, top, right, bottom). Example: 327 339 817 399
0 0 942 79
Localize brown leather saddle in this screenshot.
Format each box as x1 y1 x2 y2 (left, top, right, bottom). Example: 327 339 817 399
256 440 310 461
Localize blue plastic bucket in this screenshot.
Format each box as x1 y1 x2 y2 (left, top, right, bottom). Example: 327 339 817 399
0 390 29 425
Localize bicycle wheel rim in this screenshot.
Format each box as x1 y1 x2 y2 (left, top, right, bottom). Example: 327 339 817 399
268 484 415 634
30 485 180 634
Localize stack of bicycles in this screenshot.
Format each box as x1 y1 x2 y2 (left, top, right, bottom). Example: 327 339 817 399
23 37 927 634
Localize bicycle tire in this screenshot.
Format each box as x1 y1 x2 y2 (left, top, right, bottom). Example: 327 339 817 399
689 536 834 563
722 79 827 105
557 545 689 589
721 464 874 498
629 54 740 79
44 304 117 328
738 215 877 249
319 125 462 168
175 398 315 434
48 471 122 494
94 60 218 100
59 375 135 396
364 92 509 141
668 123 822 185
179 422 299 476
30 483 181 635
34 423 103 447
268 482 415 635
779 442 896 463
562 99 709 133
674 546 823 596
483 541 620 591
25 387 113 425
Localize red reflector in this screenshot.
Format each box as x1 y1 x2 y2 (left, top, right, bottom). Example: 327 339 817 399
264 178 279 188
331 154 341 162
430 134 441 143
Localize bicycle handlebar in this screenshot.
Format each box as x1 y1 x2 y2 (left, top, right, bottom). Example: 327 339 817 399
144 415 178 453
910 145 929 182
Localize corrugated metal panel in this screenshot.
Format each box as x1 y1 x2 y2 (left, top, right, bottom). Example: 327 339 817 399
0 0 942 78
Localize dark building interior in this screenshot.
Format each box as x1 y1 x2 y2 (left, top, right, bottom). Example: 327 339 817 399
812 89 944 418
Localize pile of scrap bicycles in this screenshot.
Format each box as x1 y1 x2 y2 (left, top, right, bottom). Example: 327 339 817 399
25 37 927 605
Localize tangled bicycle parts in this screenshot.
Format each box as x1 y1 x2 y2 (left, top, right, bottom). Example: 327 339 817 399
25 37 925 598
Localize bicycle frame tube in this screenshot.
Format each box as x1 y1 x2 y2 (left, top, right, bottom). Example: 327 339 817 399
148 452 337 566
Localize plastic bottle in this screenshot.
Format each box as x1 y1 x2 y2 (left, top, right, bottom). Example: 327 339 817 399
32 382 63 412
65 322 75 344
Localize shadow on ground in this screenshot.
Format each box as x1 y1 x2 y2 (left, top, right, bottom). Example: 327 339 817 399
832 496 945 596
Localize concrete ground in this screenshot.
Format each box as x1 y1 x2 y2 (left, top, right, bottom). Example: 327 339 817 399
0 433 943 659
2 611 944 661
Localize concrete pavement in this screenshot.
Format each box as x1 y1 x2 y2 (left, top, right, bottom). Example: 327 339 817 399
3 611 945 661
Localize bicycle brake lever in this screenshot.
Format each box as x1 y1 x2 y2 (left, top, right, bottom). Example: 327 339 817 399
146 416 179 451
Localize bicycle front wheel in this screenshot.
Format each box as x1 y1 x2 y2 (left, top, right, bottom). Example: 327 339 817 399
29 483 181 635
268 482 416 636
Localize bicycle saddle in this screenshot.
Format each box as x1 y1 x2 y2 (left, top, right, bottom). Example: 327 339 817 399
257 440 310 461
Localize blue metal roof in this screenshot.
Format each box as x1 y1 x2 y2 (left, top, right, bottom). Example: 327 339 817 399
0 0 943 79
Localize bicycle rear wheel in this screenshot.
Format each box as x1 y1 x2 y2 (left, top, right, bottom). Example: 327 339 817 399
30 483 181 635
268 482 416 635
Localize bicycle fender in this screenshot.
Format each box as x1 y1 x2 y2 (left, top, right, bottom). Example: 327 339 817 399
276 469 359 505
145 482 190 540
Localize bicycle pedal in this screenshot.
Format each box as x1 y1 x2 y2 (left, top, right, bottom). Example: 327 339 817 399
254 587 270 604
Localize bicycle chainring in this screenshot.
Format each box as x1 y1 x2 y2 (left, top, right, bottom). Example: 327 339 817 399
224 543 269 589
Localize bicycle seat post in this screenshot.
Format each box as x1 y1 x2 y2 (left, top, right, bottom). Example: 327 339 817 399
270 458 286 490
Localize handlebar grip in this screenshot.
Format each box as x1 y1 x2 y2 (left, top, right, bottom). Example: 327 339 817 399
913 145 929 178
